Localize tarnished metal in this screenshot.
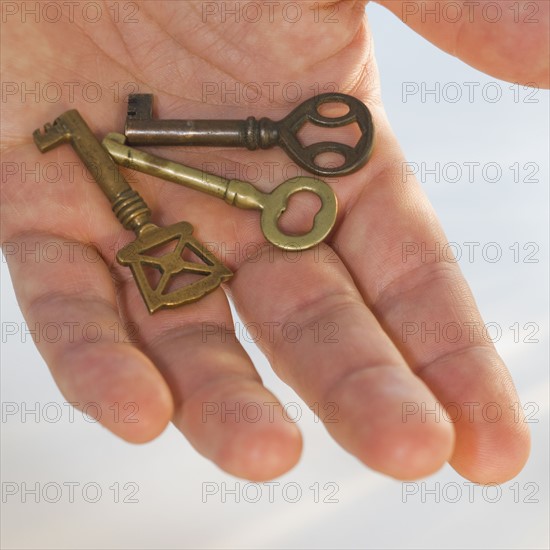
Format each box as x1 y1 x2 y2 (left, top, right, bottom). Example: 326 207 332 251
103 133 338 251
33 110 232 314
125 92 374 177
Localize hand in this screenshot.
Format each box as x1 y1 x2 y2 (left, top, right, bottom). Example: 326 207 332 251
1 0 547 482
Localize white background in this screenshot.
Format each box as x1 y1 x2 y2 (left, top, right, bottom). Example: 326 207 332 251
1 2 549 549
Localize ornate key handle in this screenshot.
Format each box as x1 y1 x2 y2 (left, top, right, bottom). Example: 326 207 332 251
262 176 338 250
221 176 338 251
275 92 375 177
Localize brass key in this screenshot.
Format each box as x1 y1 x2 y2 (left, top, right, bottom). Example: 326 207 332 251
102 133 338 251
33 110 232 314
125 93 374 177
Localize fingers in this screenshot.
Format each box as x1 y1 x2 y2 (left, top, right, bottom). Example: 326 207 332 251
114 260 302 481
333 121 530 483
228 244 454 480
375 0 549 87
4 230 302 480
3 233 173 443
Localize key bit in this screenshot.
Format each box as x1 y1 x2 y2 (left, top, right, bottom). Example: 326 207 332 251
103 133 338 251
124 92 374 177
33 110 232 314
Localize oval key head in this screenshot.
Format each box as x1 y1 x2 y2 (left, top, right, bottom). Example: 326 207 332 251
260 177 338 251
276 93 375 177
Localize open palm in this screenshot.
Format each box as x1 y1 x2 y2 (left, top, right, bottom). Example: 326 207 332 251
2 0 547 482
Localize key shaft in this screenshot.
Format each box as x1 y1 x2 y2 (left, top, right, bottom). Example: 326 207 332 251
126 94 278 149
126 118 280 150
104 133 266 211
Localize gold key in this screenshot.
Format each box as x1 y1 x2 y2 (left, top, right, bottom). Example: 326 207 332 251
102 133 338 251
33 110 232 314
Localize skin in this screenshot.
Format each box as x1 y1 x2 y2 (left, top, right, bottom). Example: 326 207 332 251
1 0 547 482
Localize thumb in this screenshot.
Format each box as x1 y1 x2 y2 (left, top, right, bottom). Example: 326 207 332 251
374 0 549 88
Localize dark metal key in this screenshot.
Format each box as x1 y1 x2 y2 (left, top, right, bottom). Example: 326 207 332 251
125 93 374 177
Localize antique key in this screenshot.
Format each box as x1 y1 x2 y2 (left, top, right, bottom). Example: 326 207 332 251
33 110 232 314
103 133 338 251
125 92 374 177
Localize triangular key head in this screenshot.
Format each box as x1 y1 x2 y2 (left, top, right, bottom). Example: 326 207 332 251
117 221 232 313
